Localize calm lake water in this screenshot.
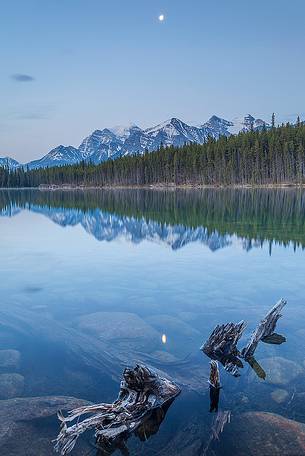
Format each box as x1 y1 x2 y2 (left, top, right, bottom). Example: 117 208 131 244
0 189 305 455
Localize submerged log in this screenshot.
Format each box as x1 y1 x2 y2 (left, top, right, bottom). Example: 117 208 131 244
200 321 247 377
53 364 180 455
241 298 287 360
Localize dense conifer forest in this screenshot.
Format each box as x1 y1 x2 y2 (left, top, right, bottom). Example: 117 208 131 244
1 122 305 187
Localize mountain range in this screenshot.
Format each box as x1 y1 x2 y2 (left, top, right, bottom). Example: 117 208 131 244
0 114 269 170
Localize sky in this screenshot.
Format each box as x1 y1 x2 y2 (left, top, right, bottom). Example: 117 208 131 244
1 0 305 162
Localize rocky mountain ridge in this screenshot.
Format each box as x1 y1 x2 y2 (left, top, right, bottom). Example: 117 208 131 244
1 114 269 170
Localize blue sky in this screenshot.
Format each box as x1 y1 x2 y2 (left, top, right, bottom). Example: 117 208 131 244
1 0 305 162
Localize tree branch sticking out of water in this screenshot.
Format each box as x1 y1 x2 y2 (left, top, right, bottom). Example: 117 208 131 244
241 298 287 359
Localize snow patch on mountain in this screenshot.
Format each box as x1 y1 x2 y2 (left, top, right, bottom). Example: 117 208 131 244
229 114 269 134
0 114 271 170
27 145 82 170
0 157 20 169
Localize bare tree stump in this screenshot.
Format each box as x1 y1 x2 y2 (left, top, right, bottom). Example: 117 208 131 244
53 364 180 455
241 298 287 360
201 321 247 376
201 299 287 379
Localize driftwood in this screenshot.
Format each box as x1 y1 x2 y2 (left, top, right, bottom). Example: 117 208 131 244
96 400 174 455
201 299 287 378
241 298 287 359
209 360 220 389
200 321 247 377
53 364 180 455
209 361 221 413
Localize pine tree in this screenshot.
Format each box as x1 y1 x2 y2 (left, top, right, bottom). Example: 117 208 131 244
271 113 275 128
1 123 305 188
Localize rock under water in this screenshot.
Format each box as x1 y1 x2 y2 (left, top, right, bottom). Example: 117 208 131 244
0 373 24 399
0 396 91 455
0 350 21 371
252 356 304 386
220 411 305 455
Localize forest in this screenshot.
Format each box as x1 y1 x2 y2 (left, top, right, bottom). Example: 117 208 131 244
0 122 305 187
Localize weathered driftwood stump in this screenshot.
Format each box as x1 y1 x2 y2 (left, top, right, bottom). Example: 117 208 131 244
209 360 220 389
53 364 180 455
241 298 287 359
209 360 221 412
201 321 247 377
201 299 287 378
97 400 174 455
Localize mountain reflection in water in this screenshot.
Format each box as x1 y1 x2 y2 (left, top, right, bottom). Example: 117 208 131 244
0 188 304 252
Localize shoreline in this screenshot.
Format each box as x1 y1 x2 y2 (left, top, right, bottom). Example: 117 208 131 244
1 183 305 191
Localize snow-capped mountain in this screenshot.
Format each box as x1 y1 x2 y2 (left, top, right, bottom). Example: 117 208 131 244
0 114 270 170
229 114 268 135
143 117 208 150
78 129 124 163
200 116 234 137
0 157 20 169
27 145 82 170
110 124 142 141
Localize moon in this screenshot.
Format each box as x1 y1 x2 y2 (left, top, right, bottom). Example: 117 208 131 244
158 14 165 22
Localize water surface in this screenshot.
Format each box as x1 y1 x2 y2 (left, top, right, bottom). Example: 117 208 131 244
0 189 305 455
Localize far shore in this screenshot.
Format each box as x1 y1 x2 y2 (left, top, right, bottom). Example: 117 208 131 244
1 182 305 191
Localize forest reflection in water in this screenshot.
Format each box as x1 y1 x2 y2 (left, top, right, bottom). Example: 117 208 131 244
0 187 305 252
0 188 305 455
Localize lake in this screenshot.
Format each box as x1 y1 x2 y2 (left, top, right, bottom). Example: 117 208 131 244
0 188 305 455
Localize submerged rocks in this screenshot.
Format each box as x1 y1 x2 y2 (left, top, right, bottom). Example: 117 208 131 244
0 396 91 454
146 314 200 339
221 411 305 455
0 350 23 399
149 350 179 363
77 311 160 352
0 350 21 371
145 314 200 356
0 395 90 426
252 356 303 386
0 374 24 399
271 388 289 404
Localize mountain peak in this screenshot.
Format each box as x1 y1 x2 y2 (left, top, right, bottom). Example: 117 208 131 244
229 114 269 134
205 116 234 127
0 156 20 169
1 113 272 170
109 124 142 139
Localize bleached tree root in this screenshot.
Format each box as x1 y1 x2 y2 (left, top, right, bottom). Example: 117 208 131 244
53 364 180 455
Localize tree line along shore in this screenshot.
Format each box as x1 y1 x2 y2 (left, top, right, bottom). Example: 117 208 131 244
1 122 305 188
